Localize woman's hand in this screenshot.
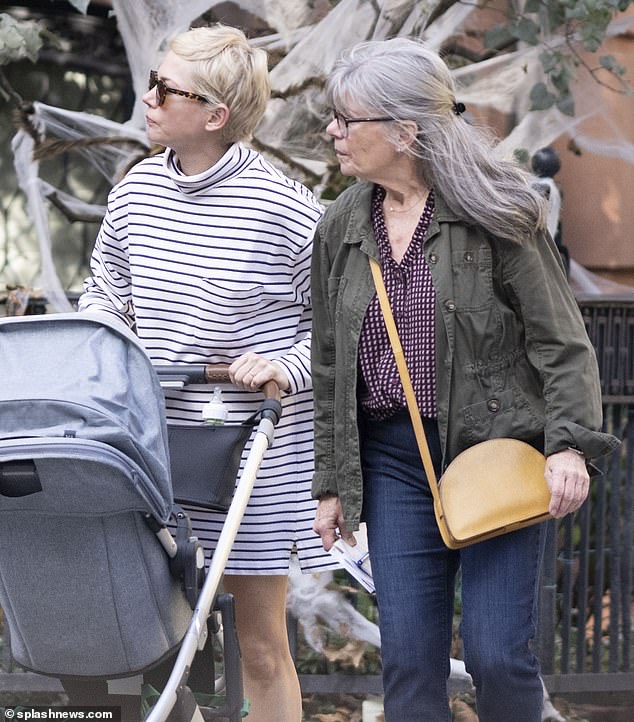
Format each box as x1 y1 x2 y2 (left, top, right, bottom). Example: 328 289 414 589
229 352 290 392
313 495 356 551
545 449 590 518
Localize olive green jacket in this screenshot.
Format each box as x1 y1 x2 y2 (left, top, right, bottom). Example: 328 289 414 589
311 182 618 530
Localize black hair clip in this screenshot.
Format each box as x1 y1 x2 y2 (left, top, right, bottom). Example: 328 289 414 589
452 101 466 116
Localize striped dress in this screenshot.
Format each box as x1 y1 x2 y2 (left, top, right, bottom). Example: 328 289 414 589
79 143 338 575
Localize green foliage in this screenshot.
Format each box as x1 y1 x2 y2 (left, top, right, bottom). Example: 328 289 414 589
482 0 633 116
483 23 514 50
599 53 627 75
513 147 532 166
511 16 541 45
0 13 44 65
530 81 558 110
0 0 94 68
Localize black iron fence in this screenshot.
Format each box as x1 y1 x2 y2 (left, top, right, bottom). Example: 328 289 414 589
537 298 634 695
580 297 634 402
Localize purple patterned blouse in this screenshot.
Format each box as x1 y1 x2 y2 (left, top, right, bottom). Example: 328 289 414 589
358 185 437 420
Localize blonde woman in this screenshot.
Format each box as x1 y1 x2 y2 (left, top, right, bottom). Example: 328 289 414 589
80 24 337 722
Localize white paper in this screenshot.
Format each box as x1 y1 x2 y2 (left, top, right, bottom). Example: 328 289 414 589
329 537 375 593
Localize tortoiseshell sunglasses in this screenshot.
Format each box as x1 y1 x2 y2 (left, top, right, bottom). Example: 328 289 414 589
148 70 208 107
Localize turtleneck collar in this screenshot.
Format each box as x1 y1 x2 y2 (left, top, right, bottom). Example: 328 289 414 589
163 143 258 195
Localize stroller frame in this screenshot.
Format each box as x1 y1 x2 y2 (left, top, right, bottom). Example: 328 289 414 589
148 364 282 722
0 314 282 722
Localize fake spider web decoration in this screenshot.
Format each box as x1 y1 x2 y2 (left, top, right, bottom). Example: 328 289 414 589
9 0 634 310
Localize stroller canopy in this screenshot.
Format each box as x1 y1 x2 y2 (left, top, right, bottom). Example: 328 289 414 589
0 312 173 520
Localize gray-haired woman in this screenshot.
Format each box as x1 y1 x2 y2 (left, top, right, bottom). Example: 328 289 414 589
311 37 618 722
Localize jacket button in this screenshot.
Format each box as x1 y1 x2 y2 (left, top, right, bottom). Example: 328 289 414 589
445 300 456 312
487 398 501 412
428 252 438 264
464 252 474 262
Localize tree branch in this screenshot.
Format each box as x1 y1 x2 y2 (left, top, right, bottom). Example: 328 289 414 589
36 48 130 78
563 25 630 94
0 68 25 106
31 135 148 162
271 75 325 100
44 190 105 224
249 135 321 187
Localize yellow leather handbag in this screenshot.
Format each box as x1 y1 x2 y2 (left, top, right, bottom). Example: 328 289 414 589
369 257 552 549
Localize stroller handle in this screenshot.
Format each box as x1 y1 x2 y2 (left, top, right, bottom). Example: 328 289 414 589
154 363 281 402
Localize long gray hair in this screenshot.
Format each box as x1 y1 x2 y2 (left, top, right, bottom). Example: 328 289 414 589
326 38 547 243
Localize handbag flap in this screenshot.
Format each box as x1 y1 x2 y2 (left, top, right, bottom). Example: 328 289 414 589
438 438 551 543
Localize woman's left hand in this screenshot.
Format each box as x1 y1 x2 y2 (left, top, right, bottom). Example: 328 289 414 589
229 352 290 392
544 449 590 518
313 495 355 551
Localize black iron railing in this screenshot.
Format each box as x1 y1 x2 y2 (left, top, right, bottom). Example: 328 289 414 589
537 299 634 694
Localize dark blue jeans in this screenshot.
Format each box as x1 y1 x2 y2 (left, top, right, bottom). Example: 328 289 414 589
360 410 546 722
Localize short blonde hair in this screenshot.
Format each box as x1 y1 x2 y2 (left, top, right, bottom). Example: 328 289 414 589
170 24 270 143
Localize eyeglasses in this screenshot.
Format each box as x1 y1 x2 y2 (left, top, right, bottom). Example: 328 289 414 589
148 70 208 107
332 109 394 138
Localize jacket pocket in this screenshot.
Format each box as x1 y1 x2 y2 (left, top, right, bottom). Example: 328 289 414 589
461 388 544 445
450 247 493 311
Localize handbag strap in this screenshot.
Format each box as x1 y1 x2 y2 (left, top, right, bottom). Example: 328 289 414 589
368 256 442 501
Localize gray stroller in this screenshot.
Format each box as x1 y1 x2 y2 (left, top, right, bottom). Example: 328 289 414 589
0 313 282 721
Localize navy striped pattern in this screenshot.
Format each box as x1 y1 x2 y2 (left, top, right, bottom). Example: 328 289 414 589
79 143 338 574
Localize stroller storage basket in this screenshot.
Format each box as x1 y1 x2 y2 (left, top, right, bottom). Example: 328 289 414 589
167 421 255 511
